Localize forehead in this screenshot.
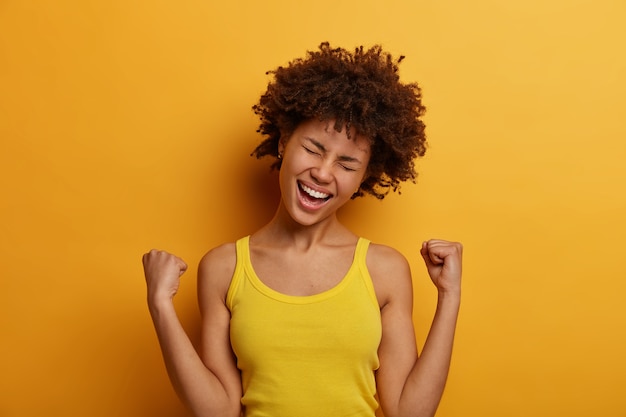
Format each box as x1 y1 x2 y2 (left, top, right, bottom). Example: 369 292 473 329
290 119 371 156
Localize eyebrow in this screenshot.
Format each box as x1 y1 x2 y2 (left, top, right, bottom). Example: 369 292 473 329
304 137 364 164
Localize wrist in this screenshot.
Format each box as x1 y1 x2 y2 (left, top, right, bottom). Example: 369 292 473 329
437 289 461 307
147 293 175 316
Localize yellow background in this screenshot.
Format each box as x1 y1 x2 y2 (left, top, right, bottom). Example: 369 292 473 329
1 1 625 416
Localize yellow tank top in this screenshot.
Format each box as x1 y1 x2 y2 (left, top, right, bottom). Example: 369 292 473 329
227 236 382 417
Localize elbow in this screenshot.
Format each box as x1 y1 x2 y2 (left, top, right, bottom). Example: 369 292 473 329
389 400 439 417
188 398 241 417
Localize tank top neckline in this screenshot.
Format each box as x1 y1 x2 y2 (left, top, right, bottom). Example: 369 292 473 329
240 235 368 305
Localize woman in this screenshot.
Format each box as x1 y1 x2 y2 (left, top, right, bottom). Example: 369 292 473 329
143 42 462 417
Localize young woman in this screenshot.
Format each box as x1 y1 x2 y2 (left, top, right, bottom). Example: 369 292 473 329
142 42 463 417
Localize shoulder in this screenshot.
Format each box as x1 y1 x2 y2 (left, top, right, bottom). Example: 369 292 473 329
197 242 238 307
365 242 413 309
199 241 237 272
366 242 411 280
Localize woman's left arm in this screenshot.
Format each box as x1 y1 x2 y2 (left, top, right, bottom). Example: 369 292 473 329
372 240 462 417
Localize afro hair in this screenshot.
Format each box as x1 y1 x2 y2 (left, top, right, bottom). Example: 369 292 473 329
251 42 427 199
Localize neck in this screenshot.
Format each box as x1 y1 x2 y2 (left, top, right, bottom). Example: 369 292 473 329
257 203 351 250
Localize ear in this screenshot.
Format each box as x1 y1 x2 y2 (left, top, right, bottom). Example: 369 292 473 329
278 132 289 156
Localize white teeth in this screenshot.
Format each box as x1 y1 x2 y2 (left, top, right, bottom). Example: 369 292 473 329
300 183 329 199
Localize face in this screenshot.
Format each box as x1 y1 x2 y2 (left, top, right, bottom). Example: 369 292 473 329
278 118 371 227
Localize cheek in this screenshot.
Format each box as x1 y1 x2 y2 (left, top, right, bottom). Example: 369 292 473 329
338 172 365 193
289 151 317 171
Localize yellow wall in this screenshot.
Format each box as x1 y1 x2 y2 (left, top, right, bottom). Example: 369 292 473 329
1 1 625 415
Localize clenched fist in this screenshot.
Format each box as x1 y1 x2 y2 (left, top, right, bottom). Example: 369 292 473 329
142 249 188 305
420 239 463 296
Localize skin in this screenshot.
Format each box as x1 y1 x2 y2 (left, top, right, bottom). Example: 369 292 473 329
143 118 462 417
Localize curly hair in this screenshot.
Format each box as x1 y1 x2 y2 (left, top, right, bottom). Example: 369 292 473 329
251 42 427 199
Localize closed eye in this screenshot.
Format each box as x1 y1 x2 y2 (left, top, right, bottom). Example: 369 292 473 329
303 146 320 155
340 164 357 172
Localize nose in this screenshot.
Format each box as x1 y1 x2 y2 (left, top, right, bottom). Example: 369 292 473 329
310 159 333 184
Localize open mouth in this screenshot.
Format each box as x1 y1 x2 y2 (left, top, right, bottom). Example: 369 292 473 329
298 182 332 206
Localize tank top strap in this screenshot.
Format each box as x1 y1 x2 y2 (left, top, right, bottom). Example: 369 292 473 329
226 235 251 310
354 237 380 308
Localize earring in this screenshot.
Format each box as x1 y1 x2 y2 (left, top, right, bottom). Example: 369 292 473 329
278 153 282 159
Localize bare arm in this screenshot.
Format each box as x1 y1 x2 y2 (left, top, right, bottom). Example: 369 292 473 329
142 246 241 417
371 240 462 417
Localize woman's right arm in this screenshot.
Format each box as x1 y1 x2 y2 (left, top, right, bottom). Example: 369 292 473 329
143 245 241 417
